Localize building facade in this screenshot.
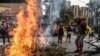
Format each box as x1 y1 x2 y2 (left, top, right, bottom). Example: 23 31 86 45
70 5 80 18
80 7 90 17
88 0 100 26
0 3 26 12
0 0 42 16
70 5 90 19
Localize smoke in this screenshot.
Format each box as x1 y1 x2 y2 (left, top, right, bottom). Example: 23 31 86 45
44 0 66 37
51 0 63 18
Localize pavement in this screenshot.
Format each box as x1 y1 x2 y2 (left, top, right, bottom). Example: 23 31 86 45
0 38 9 45
0 33 100 56
0 38 10 56
46 33 100 56
46 33 96 51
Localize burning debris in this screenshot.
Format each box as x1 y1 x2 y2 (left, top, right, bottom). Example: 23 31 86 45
6 0 40 56
38 42 67 56
4 0 67 56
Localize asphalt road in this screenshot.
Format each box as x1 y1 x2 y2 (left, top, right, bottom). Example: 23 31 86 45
0 33 100 56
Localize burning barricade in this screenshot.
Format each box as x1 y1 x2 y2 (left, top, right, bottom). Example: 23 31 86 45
4 0 67 56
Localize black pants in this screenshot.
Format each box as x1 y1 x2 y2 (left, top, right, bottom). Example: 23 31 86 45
2 33 6 44
58 35 63 43
75 33 85 50
1 32 9 44
89 32 97 39
67 32 71 42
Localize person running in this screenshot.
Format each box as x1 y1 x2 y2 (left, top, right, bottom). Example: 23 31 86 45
74 18 86 53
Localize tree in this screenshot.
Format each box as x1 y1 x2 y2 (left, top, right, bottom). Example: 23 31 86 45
60 8 74 24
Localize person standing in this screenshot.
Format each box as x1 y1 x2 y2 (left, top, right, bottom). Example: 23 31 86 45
57 24 64 43
66 24 71 42
74 18 86 53
1 21 6 44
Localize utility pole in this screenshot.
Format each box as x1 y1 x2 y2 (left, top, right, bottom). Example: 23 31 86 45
94 6 97 26
95 3 99 34
88 0 99 33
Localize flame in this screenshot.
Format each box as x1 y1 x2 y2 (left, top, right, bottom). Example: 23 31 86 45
6 0 40 56
38 28 49 47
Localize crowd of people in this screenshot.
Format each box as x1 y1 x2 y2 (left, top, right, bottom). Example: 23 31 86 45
0 17 98 53
0 18 15 45
52 18 97 53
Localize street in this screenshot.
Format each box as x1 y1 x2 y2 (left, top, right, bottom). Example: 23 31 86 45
0 33 100 56
0 0 100 56
0 38 9 45
45 32 100 56
45 33 96 51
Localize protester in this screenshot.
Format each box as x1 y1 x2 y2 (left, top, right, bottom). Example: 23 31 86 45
86 26 95 39
57 24 64 43
74 18 86 52
0 19 14 44
66 24 71 42
53 24 59 37
0 21 6 44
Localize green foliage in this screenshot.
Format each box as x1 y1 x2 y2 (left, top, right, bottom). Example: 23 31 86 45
60 8 74 24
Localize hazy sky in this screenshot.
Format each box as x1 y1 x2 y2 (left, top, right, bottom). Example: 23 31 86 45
69 0 90 7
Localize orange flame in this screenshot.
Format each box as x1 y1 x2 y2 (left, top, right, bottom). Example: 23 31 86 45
38 28 49 47
6 0 40 56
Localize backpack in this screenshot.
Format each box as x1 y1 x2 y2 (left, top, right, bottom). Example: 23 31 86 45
58 26 64 36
